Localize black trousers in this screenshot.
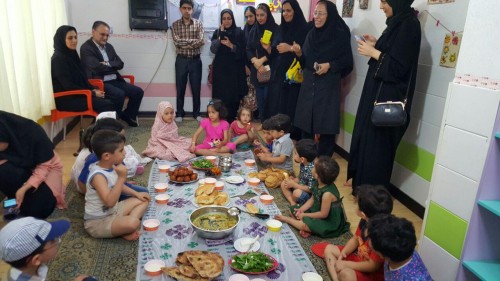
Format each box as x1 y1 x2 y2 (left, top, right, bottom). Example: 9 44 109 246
301 131 336 158
175 56 202 118
0 162 56 219
104 79 144 119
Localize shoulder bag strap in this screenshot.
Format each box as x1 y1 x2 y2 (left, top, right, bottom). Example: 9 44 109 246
374 65 415 105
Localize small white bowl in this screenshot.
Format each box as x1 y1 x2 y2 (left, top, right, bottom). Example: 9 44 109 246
244 159 256 166
248 177 261 186
144 259 165 276
214 181 224 191
154 182 168 193
205 155 217 163
155 194 169 204
266 219 282 232
143 219 160 231
302 272 323 281
260 194 274 204
158 164 170 173
204 177 217 187
229 274 251 281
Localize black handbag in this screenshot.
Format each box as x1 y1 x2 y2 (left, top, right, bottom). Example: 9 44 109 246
371 68 413 127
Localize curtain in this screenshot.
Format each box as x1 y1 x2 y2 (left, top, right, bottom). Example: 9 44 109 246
0 0 67 120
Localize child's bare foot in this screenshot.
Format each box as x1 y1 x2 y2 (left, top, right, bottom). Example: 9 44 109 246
122 230 140 241
275 215 295 224
300 230 312 238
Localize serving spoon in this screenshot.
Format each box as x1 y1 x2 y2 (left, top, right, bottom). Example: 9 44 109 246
227 206 270 219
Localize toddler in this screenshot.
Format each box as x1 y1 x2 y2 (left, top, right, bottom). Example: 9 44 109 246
256 114 293 171
368 214 433 281
191 99 235 155
275 156 349 238
320 185 393 281
229 107 255 149
281 139 317 205
85 130 150 241
142 101 195 162
253 118 273 153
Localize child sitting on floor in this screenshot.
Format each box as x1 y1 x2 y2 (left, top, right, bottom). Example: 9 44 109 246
253 118 273 153
84 130 150 241
0 217 96 281
368 214 433 281
320 185 393 281
256 114 293 171
229 107 255 149
191 99 235 156
275 156 349 238
75 118 149 197
142 101 195 162
280 139 317 205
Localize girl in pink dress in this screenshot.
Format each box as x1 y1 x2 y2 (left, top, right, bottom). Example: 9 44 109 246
190 99 235 156
229 107 255 149
142 102 195 163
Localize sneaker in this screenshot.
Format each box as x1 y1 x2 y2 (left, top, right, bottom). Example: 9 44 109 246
175 117 183 122
196 116 203 122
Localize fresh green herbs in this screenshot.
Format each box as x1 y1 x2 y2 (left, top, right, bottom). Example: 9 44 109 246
192 159 214 169
231 252 274 273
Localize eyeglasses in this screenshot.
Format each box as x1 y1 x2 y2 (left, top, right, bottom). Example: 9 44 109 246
99 32 110 37
313 11 328 17
41 237 62 252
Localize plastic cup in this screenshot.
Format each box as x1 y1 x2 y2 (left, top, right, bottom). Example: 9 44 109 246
154 183 168 193
158 164 170 173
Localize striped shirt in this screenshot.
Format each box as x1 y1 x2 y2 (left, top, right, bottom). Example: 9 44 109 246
171 18 204 57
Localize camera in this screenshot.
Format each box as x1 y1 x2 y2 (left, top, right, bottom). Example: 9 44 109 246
3 198 19 220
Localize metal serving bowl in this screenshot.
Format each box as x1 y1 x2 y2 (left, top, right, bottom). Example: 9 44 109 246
189 206 239 239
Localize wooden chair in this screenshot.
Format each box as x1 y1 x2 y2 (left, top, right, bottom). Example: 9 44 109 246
88 75 138 124
50 89 98 141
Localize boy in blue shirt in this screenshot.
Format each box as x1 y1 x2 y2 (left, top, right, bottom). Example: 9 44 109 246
280 139 317 205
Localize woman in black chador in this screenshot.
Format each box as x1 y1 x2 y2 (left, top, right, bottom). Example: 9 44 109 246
294 0 353 157
347 0 421 194
210 9 246 121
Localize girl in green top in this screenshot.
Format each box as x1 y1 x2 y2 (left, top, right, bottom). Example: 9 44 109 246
275 156 349 238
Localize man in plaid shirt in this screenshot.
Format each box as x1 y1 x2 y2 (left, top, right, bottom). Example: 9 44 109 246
171 0 205 122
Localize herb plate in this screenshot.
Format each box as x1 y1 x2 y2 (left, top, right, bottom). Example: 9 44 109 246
190 159 215 171
228 252 278 275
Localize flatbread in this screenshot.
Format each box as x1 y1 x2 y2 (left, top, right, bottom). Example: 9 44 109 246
196 195 217 205
179 264 200 278
185 251 223 279
161 266 209 281
195 185 214 196
176 251 190 265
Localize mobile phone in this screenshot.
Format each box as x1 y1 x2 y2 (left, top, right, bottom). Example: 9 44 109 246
3 198 16 208
219 30 228 40
355 35 366 42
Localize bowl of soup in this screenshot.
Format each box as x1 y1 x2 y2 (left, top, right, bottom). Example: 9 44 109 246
190 206 240 239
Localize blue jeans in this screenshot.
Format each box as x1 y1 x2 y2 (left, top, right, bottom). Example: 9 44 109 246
119 183 149 201
255 85 268 120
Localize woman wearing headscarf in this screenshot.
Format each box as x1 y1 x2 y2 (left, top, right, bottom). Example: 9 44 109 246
242 6 257 74
246 3 280 120
142 101 195 163
348 0 421 194
51 25 114 113
210 9 246 121
0 111 66 219
267 0 310 139
294 0 353 157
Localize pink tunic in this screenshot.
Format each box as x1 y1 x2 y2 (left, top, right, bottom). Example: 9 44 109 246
196 118 231 150
142 102 195 163
27 151 67 209
230 120 252 136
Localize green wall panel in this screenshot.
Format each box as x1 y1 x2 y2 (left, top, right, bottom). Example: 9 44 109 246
424 201 468 259
395 140 435 181
340 111 435 182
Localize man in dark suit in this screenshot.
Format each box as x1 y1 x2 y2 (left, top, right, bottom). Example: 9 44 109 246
80 21 143 127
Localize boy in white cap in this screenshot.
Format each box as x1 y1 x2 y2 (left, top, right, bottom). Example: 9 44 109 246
0 217 95 281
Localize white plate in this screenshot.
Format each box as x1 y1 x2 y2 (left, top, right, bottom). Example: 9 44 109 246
226 176 244 184
234 237 261 252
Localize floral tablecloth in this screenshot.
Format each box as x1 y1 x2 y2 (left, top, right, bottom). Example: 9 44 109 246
136 151 317 281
